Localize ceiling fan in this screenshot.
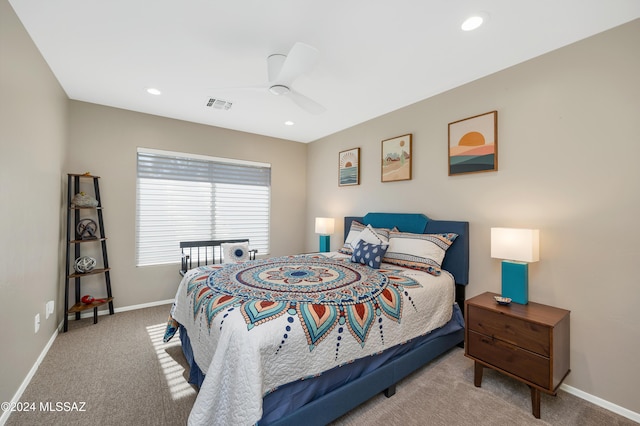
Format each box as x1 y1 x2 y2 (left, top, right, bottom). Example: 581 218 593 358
216 42 326 115
265 42 325 114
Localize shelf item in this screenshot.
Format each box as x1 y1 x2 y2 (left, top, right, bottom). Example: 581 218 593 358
63 173 114 332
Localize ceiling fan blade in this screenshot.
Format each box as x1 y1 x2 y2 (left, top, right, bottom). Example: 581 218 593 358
288 90 326 115
275 42 319 86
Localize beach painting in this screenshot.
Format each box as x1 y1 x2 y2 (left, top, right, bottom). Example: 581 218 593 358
339 147 360 186
448 111 498 175
381 134 412 182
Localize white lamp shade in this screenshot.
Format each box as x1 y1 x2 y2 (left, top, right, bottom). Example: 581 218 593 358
491 228 540 262
315 217 335 235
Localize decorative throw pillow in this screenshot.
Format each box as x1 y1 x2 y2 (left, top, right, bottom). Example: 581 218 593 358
339 221 367 254
222 242 250 263
383 231 458 274
339 221 391 255
351 240 389 269
359 224 390 245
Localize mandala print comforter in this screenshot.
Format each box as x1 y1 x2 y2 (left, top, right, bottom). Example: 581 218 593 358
164 252 455 426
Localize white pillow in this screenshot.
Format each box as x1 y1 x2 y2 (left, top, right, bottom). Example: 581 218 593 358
339 221 367 254
359 224 390 245
221 242 250 263
384 231 458 273
340 222 390 255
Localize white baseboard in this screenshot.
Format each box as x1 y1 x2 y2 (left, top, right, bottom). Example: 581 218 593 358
560 383 640 423
0 327 58 426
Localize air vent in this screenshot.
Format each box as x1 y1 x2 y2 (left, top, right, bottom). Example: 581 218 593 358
206 98 232 110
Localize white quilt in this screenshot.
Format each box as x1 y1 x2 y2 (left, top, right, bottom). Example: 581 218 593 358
168 252 454 425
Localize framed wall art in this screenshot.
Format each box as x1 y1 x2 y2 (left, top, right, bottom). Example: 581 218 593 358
338 147 360 186
381 134 412 182
448 111 498 175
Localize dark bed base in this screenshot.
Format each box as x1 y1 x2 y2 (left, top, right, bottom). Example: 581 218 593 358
268 329 464 425
179 319 464 425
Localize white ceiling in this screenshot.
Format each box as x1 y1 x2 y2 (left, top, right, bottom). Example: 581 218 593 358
8 1 640 143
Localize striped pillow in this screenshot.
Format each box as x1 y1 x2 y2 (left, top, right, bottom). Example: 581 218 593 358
383 231 458 274
339 222 391 255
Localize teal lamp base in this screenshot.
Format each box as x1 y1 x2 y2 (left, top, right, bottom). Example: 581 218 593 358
319 235 330 253
501 260 529 304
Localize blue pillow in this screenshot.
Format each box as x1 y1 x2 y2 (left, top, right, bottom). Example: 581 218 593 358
350 240 389 269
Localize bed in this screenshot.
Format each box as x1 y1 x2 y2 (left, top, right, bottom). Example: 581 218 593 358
164 212 469 425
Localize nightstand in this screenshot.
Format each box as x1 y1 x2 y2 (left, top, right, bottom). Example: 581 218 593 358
464 292 570 419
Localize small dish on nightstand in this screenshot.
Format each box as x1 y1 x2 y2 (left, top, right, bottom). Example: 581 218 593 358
494 296 512 305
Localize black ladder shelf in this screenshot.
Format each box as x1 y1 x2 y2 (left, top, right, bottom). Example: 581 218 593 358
64 173 114 332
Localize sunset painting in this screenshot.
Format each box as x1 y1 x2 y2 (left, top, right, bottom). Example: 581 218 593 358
448 111 497 175
382 134 412 182
339 147 360 186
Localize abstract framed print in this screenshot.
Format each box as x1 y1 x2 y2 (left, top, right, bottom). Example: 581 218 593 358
339 147 360 186
448 111 498 175
381 134 412 182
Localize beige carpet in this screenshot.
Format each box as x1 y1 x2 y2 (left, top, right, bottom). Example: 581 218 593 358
5 304 635 426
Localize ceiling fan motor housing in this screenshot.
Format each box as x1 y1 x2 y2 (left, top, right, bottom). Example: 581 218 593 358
269 84 290 95
267 53 286 82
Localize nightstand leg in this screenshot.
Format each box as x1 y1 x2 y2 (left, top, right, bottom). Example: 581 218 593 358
473 361 483 387
530 387 541 419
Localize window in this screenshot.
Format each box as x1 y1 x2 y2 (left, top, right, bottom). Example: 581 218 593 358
136 148 270 266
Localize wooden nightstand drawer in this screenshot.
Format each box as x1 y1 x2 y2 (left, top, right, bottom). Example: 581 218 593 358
467 305 550 356
464 292 571 419
467 330 550 388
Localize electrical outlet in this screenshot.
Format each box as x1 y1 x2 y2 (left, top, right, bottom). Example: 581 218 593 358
46 300 54 319
35 313 40 333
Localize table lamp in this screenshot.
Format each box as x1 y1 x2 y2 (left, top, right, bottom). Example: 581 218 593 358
491 227 540 304
315 217 335 252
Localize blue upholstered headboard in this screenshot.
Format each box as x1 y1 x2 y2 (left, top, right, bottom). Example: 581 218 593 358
344 213 470 286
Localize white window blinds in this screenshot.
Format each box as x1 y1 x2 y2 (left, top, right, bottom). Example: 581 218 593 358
136 148 270 266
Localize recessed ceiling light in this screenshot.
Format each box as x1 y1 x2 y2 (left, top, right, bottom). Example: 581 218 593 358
284 121 294 126
146 87 162 95
461 15 484 31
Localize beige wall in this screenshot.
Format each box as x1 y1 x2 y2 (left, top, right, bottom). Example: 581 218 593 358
306 20 640 413
0 0 68 407
66 101 307 307
2 0 638 417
